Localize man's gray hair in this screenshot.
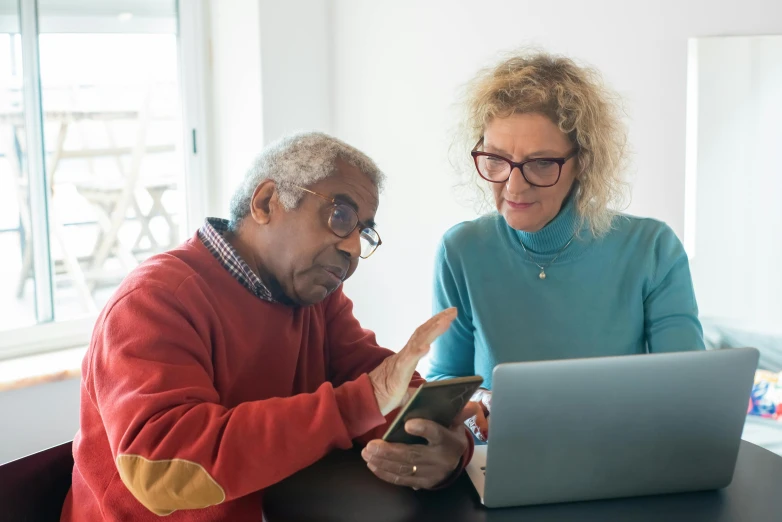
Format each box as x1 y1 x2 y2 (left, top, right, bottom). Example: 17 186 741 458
228 132 385 230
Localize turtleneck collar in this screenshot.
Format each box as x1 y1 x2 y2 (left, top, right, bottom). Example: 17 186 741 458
511 193 588 259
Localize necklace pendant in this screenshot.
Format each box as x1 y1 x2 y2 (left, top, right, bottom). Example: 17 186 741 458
539 270 546 280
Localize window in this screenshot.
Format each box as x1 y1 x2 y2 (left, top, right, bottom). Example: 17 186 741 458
0 0 205 358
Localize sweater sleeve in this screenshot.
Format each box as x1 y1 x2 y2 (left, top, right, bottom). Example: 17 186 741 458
644 225 706 353
426 238 476 381
84 280 387 517
324 288 425 443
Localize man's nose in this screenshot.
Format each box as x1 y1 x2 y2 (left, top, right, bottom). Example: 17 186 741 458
336 227 362 259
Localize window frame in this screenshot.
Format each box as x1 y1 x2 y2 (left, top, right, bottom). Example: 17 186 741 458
0 0 210 361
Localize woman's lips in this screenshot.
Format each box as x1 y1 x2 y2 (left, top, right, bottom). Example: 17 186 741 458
506 200 535 210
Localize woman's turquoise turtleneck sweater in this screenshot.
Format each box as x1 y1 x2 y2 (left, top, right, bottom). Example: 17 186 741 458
426 196 705 389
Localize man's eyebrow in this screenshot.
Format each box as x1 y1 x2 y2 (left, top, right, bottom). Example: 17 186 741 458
333 193 377 228
332 193 358 210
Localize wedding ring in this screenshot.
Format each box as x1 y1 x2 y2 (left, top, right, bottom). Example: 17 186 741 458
411 465 417 476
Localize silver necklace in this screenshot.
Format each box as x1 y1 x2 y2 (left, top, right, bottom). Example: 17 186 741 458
519 234 576 280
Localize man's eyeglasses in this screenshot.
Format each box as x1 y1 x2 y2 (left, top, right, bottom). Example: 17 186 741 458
292 185 382 259
471 137 578 187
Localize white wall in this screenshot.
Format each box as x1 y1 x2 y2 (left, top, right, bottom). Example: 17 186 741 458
0 378 80 464
207 0 332 217
258 0 332 140
331 0 782 364
689 36 782 331
207 0 264 217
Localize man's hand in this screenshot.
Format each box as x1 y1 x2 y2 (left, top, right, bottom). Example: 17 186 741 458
368 308 457 416
361 402 478 489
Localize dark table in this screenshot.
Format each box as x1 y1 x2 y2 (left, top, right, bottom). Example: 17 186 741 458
263 440 782 522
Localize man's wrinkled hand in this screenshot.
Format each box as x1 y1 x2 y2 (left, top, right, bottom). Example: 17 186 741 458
361 402 478 489
368 308 457 416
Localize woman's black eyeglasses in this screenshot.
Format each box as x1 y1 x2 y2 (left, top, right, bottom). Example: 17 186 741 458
471 137 577 187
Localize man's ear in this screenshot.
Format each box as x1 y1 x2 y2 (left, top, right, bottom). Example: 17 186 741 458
249 179 280 225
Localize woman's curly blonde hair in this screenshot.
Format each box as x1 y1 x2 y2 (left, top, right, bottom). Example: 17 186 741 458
453 50 629 237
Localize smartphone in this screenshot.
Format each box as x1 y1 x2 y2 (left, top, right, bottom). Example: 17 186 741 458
381 375 484 445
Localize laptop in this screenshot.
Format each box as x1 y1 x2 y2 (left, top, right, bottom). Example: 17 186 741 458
466 348 759 508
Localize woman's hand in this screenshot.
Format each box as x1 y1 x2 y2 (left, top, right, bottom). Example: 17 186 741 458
465 388 491 441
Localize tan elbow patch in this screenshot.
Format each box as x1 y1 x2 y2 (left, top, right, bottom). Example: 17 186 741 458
116 454 225 516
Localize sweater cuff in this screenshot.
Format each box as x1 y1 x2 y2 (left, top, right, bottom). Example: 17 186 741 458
430 426 475 490
334 373 387 440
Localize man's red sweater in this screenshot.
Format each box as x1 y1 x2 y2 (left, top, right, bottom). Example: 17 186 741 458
60 234 465 521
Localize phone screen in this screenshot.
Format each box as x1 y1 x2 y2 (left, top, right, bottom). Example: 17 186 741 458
381 376 483 445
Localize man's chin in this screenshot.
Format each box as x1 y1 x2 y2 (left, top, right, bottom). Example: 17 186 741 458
298 282 340 306
320 280 342 297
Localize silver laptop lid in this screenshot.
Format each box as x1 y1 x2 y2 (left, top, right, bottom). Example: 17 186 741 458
484 348 759 508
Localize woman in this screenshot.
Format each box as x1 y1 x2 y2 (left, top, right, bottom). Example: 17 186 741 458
426 51 705 440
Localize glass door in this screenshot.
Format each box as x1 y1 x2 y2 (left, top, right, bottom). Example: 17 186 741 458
0 0 202 358
0 0 188 333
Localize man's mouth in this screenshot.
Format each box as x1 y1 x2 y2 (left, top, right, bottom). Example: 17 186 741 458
322 265 347 285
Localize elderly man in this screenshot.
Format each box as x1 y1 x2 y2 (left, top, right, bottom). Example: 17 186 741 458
60 132 475 521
